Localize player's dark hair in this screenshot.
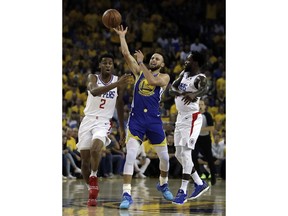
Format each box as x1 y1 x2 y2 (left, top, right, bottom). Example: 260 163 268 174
191 51 205 68
154 51 166 64
99 53 114 62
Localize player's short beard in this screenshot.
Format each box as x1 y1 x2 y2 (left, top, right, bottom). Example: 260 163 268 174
185 64 192 72
150 64 161 72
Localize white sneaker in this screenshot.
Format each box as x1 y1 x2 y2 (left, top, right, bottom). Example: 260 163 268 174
74 167 82 174
138 172 146 179
62 175 67 179
68 174 76 179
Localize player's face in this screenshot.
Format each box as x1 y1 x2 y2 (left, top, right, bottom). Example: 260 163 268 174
99 57 114 74
184 54 195 72
149 53 164 71
184 54 193 71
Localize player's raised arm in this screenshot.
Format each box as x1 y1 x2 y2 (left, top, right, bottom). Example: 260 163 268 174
113 25 140 76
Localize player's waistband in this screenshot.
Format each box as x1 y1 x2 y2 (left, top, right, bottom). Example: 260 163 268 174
84 115 111 120
178 111 201 115
131 108 160 114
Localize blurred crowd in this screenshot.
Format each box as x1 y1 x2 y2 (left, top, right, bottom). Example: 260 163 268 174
62 0 226 180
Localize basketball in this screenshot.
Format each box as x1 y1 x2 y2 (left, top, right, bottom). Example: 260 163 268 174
102 9 122 29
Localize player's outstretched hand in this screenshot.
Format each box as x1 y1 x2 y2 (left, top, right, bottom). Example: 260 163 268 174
113 25 128 36
117 73 132 86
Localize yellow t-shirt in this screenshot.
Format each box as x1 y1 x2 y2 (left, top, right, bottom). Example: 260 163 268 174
141 22 156 43
173 64 183 74
208 106 219 118
216 77 226 93
64 89 81 101
69 105 85 117
170 104 177 115
67 137 77 151
214 113 226 124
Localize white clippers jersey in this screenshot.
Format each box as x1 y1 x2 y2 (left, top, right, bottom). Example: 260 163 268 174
175 71 206 113
83 74 118 118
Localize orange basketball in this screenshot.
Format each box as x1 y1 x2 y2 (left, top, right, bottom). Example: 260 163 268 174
102 9 122 29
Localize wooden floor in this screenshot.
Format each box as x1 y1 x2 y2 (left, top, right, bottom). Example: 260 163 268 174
62 177 226 216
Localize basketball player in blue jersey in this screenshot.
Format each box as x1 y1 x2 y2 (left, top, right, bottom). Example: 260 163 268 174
77 53 131 206
169 52 210 205
114 25 173 209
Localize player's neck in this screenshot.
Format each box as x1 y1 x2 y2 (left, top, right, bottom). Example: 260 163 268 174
150 69 160 75
187 68 200 76
99 73 112 83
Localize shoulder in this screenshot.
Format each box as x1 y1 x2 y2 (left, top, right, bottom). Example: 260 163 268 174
195 73 206 80
88 73 97 81
197 73 206 78
194 73 207 87
159 73 170 80
112 74 119 81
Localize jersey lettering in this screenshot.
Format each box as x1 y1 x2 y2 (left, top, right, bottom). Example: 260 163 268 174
99 99 106 109
179 83 187 91
101 90 115 99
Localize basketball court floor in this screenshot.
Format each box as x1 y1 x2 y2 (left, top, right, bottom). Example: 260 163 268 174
63 177 225 216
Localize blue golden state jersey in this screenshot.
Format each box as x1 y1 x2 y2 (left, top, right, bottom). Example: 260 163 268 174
131 72 164 113
126 72 167 146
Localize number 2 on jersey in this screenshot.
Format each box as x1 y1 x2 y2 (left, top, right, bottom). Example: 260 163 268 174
99 99 106 109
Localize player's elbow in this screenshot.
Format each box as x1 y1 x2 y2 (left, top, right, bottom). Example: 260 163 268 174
147 79 155 85
121 49 130 57
147 79 159 86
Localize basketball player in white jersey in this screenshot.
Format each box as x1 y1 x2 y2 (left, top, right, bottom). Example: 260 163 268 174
169 51 210 205
77 53 131 206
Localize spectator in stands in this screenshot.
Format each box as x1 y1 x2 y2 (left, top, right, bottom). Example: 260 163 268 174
180 44 191 63
63 133 82 179
134 144 150 178
198 131 225 178
98 147 113 178
192 99 217 185
190 38 207 54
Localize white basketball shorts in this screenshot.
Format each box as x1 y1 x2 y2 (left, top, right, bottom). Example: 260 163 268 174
174 111 202 149
77 115 111 151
